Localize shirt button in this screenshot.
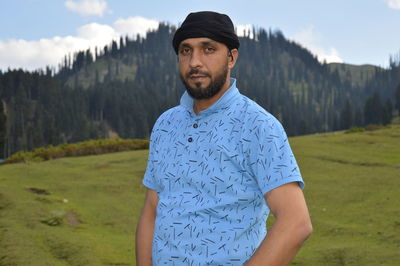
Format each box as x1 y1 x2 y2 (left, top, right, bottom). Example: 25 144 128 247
193 123 198 128
188 137 193 142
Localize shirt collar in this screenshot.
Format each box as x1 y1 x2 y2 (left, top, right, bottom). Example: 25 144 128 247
180 78 239 117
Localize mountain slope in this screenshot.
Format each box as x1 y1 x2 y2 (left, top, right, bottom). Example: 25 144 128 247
1 24 399 158
328 63 383 87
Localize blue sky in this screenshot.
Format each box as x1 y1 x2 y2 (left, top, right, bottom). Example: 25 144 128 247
1 0 400 71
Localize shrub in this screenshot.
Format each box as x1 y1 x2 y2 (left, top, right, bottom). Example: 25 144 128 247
364 124 385 131
345 127 365 134
1 138 149 165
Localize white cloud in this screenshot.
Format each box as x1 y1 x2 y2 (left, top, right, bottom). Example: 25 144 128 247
236 24 254 39
77 23 119 46
113 16 159 38
0 36 89 71
0 16 160 71
65 0 108 17
386 0 400 9
291 25 343 63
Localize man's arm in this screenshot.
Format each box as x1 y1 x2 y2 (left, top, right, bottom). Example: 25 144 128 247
136 188 159 266
245 182 312 266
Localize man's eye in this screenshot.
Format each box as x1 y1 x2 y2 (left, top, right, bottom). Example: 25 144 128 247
180 48 191 55
205 47 215 53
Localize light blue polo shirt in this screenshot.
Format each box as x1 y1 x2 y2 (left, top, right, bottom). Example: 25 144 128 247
143 78 304 265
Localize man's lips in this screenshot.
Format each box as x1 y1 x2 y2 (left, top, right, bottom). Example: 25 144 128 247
189 75 208 81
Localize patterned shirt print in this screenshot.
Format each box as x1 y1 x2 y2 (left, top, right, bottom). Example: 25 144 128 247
143 78 304 265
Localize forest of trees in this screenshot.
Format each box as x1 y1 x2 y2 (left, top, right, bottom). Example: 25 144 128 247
1 23 400 159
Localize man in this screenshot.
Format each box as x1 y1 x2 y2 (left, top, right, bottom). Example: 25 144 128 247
136 11 312 265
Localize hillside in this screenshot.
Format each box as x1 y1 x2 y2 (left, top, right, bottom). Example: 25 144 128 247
328 63 382 87
64 56 138 89
1 24 400 159
1 125 399 265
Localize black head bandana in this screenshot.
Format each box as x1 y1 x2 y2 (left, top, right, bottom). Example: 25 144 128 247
172 11 240 54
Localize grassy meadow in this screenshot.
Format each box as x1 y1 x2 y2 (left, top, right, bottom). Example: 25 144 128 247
1 125 400 265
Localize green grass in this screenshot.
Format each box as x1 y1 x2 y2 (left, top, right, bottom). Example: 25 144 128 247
0 150 148 265
1 125 400 265
289 125 400 265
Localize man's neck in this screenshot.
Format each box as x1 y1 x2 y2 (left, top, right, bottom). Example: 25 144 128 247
193 78 231 115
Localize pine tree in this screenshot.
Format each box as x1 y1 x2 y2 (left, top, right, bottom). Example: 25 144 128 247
354 108 363 127
340 99 353 129
111 40 118 57
0 99 6 159
297 120 309 135
364 92 383 125
382 99 393 125
396 84 400 114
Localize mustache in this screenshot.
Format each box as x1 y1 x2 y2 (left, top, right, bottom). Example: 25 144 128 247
187 69 211 77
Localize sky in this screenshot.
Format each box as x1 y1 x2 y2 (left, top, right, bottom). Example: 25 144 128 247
1 0 400 71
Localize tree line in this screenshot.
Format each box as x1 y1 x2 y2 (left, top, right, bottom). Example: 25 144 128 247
1 24 400 159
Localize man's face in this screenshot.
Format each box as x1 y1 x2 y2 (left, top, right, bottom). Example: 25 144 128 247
178 38 232 100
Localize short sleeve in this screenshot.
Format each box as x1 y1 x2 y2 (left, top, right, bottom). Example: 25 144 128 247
142 128 161 192
245 114 304 195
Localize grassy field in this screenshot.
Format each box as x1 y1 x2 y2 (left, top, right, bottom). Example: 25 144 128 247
1 125 399 265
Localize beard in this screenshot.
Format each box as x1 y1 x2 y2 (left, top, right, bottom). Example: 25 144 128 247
180 63 228 100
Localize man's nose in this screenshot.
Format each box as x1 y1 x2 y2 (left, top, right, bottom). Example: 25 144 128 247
189 49 203 69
